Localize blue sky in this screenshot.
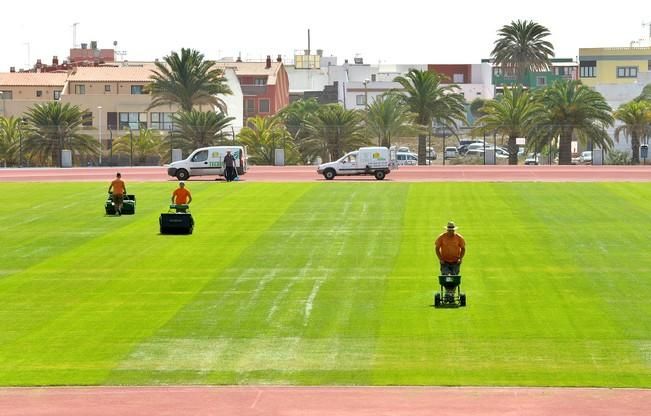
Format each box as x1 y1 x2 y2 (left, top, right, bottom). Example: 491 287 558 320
1 0 650 71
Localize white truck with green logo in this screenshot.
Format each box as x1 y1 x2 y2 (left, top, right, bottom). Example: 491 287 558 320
167 146 248 180
317 146 397 180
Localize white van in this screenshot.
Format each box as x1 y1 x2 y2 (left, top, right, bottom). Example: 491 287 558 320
317 146 397 180
167 146 248 180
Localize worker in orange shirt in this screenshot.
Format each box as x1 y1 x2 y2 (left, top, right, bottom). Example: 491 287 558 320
171 181 192 212
435 221 466 276
108 172 127 216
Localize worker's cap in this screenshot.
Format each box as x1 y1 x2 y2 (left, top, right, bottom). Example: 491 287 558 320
445 221 458 231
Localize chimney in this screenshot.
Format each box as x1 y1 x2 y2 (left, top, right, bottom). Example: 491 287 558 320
10 66 15 73
52 56 59 66
276 54 282 62
265 55 271 69
36 59 42 68
90 40 97 50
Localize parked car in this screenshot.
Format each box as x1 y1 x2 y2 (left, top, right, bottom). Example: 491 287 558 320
397 146 411 153
524 153 541 165
444 147 459 159
426 146 437 160
579 151 592 164
396 152 419 166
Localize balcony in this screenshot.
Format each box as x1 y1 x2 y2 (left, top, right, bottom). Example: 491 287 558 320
241 85 268 96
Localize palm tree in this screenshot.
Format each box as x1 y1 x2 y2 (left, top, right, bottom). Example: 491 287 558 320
613 101 651 164
172 110 235 153
238 116 295 165
147 48 232 112
491 20 555 85
112 128 165 165
534 80 614 165
303 104 369 162
393 69 466 164
473 87 539 164
0 117 23 166
23 102 97 167
367 94 420 147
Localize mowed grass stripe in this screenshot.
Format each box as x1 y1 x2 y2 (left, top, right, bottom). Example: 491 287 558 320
110 183 409 385
0 183 311 385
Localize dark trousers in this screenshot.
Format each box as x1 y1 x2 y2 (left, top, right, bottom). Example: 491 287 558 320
440 262 460 276
225 166 237 181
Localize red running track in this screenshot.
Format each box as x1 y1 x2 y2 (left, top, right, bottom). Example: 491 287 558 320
0 386 650 416
1 165 651 182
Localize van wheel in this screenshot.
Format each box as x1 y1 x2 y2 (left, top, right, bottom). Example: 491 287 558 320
374 170 386 180
176 169 189 181
323 169 336 180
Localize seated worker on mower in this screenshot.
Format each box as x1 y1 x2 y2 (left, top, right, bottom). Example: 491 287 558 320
435 221 466 297
171 181 192 212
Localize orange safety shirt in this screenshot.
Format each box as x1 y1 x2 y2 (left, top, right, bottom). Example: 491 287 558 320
435 232 466 263
111 179 125 195
172 188 191 204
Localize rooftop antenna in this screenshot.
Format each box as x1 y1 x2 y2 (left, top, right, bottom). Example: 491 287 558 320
307 28 311 55
113 41 127 63
72 22 79 48
644 21 651 39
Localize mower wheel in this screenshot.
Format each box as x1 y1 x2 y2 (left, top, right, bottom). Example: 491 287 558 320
460 293 466 307
434 293 441 308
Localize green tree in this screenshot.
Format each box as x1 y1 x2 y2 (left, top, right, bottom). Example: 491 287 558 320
473 87 539 165
277 98 322 162
393 69 466 164
469 98 489 123
635 84 651 102
172 110 235 153
238 116 296 165
147 48 232 112
303 104 369 162
613 101 651 164
367 94 419 147
491 20 555 85
111 128 165 165
23 102 97 167
534 80 614 165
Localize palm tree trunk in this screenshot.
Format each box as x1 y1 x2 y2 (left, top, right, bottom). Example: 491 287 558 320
632 134 640 165
508 136 518 165
558 130 572 165
417 135 426 165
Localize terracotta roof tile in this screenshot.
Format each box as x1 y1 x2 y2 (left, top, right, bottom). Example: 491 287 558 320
0 72 68 86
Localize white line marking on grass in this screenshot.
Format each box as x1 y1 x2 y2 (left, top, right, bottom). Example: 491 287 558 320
303 277 324 326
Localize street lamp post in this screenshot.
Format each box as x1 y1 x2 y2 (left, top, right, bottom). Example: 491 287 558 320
363 79 370 143
129 128 134 167
0 91 5 117
18 118 27 168
108 129 113 166
97 106 103 166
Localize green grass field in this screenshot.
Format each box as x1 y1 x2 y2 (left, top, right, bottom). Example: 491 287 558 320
0 181 650 387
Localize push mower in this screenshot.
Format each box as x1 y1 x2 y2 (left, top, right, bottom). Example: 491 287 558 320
434 275 466 308
105 193 136 215
159 204 194 234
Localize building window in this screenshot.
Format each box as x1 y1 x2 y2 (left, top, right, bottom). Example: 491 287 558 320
617 66 638 78
259 99 270 113
105 85 111 92
54 90 61 100
356 94 366 106
648 60 651 71
150 112 174 130
245 99 255 115
82 112 93 127
453 73 464 83
130 85 145 94
0 90 13 100
75 84 86 95
580 61 596 78
36 90 43 98
119 112 147 129
254 78 266 86
536 76 547 86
